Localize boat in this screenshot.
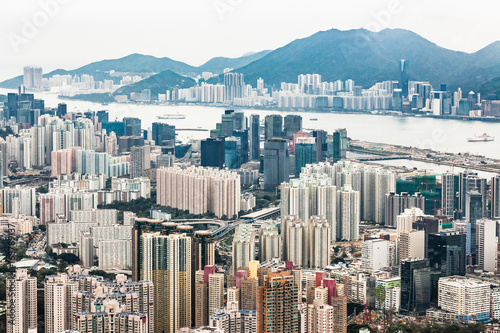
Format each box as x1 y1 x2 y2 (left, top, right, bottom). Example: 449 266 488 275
157 113 186 120
310 118 318 121
467 133 494 142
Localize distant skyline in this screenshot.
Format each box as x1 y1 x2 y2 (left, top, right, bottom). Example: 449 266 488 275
1 0 499 81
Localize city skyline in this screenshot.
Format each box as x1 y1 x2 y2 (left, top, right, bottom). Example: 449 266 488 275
1 0 500 81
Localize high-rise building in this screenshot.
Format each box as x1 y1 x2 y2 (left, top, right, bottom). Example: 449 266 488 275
441 173 456 218
263 139 289 190
283 115 302 138
209 301 257 333
224 136 241 169
331 296 347 333
157 166 241 219
400 59 409 97
294 137 315 177
45 274 78 333
361 239 391 271
331 128 347 163
427 232 466 277
224 73 245 102
6 269 37 333
312 130 327 163
466 190 483 263
493 176 500 220
152 122 175 146
400 258 430 315
233 129 249 164
307 299 334 333
232 224 255 274
264 115 283 140
284 218 305 267
337 185 360 241
130 145 151 178
23 66 43 88
385 192 425 227
123 117 142 137
476 218 497 272
375 278 401 312
241 278 258 311
258 223 281 262
257 271 298 333
249 114 260 161
309 215 331 269
201 137 225 169
209 273 225 316
138 232 192 333
438 276 491 322
459 171 487 217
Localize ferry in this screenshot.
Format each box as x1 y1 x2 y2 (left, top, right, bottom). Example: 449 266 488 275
157 113 186 120
467 133 494 142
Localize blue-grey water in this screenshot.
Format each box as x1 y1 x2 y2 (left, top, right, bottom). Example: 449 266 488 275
2 89 500 163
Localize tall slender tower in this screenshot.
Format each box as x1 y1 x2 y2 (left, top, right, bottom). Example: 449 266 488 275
140 232 192 333
257 271 298 333
6 269 37 333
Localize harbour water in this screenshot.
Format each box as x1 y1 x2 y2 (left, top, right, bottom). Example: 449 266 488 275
2 89 500 162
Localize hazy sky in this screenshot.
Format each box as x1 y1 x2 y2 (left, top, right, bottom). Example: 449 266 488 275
0 0 499 81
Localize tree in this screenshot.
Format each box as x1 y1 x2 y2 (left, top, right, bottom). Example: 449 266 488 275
56 253 80 265
45 246 53 256
16 247 27 260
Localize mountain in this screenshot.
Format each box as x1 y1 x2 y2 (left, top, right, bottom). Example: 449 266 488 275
0 51 271 89
233 29 500 92
113 70 196 98
197 50 271 74
76 53 197 76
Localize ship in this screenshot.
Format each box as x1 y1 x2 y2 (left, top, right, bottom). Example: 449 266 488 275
310 118 318 121
467 133 494 142
157 113 186 119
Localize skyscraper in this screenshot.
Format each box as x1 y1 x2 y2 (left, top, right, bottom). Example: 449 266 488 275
400 59 409 98
123 117 142 137
233 129 249 164
385 192 425 227
294 137 315 177
400 258 430 315
428 232 466 276
331 296 347 333
466 190 483 263
23 66 43 89
130 145 151 178
249 114 260 161
476 218 497 272
312 130 327 163
6 269 37 333
209 273 225 316
331 128 347 163
232 224 255 274
224 73 245 102
152 122 175 146
492 176 500 220
283 115 302 138
139 232 192 333
201 137 225 169
263 139 289 190
257 271 299 333
264 115 283 140
337 185 360 241
45 274 79 333
441 173 456 219
259 223 281 262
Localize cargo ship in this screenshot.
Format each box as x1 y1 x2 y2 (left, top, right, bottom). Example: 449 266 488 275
467 133 494 142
